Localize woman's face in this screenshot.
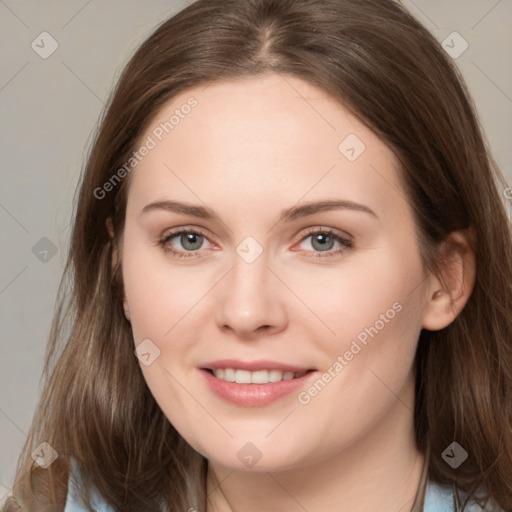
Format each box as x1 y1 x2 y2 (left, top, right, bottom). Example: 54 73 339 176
119 73 433 471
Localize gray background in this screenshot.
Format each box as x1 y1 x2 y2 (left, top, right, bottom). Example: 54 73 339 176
1 0 511 501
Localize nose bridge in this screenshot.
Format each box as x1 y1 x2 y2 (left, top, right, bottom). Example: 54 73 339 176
229 240 273 310
231 244 269 296
215 236 286 335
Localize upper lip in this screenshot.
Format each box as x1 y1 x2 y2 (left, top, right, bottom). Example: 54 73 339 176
201 359 316 372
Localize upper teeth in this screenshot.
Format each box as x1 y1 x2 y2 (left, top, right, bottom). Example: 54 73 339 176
212 368 307 384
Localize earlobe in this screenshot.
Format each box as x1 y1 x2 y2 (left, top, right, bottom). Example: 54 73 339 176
123 299 131 321
106 216 114 239
106 217 119 272
106 217 130 321
421 229 476 331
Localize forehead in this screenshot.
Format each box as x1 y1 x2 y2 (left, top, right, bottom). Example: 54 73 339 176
126 73 405 223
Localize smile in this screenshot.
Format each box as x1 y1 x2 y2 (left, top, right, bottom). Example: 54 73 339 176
199 367 317 407
208 368 309 384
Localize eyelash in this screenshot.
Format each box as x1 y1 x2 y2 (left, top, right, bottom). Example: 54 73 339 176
158 227 353 259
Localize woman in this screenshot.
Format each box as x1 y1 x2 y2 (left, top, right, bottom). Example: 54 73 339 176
4 0 511 510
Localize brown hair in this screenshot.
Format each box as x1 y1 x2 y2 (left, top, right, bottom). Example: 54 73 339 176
4 0 512 510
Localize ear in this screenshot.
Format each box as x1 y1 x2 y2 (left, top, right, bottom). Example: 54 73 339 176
106 217 117 268
106 217 130 322
421 229 476 331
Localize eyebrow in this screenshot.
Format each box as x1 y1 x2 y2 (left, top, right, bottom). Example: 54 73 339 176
140 199 378 222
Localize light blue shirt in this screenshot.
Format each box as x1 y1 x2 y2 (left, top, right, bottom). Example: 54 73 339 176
422 481 502 512
63 462 504 512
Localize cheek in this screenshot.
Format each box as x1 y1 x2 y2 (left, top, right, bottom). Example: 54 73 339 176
298 248 425 421
293 243 425 418
299 246 425 354
121 240 211 343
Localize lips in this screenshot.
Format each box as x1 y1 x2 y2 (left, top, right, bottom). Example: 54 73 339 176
198 359 317 407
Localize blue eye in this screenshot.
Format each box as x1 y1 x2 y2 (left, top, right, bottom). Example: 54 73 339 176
159 229 208 258
297 229 353 258
158 227 353 259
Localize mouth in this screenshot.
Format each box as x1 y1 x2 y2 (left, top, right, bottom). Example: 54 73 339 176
198 363 318 407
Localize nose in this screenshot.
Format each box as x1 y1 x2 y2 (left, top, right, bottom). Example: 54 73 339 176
215 251 288 339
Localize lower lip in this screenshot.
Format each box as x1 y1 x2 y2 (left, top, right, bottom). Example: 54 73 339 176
199 369 316 407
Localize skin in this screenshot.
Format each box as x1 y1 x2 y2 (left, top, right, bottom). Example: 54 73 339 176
109 72 475 512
